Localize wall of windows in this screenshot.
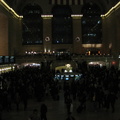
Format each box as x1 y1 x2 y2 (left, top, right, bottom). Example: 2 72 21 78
81 3 102 44
52 5 73 44
22 3 43 45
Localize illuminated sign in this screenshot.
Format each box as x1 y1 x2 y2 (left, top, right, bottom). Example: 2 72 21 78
0 56 3 64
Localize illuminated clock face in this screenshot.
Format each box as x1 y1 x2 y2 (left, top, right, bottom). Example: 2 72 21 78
45 37 50 41
76 37 80 42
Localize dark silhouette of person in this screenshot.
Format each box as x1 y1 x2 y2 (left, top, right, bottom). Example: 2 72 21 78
0 104 2 120
14 92 20 111
66 113 75 120
65 96 72 114
40 103 47 120
109 92 117 113
29 109 40 120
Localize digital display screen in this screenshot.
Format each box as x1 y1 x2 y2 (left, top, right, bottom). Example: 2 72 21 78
0 56 15 64
70 75 74 77
4 56 9 63
61 75 64 79
54 74 82 81
65 77 69 80
75 74 82 80
57 75 60 77
10 56 15 63
0 56 3 64
65 75 69 77
79 74 82 77
61 75 64 77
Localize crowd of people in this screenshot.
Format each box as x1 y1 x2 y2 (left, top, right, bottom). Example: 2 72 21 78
28 103 47 120
0 66 54 111
63 65 120 114
0 63 120 120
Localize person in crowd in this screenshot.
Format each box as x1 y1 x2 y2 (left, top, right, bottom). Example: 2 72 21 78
7 92 12 111
40 103 47 120
0 62 120 118
20 84 29 111
22 91 28 111
0 104 2 120
14 92 20 111
28 109 40 120
109 92 118 113
71 80 77 100
2 90 10 112
77 90 87 113
92 92 98 112
64 89 70 103
65 96 72 114
66 113 75 120
97 88 105 109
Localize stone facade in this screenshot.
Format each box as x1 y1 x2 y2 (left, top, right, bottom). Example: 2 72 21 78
0 1 120 57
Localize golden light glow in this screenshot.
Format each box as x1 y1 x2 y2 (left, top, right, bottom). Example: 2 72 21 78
0 0 119 20
65 64 71 68
0 67 13 73
82 44 102 48
88 51 91 55
44 48 47 53
71 14 83 19
41 14 83 19
41 15 53 19
0 0 23 19
71 14 83 17
101 1 120 18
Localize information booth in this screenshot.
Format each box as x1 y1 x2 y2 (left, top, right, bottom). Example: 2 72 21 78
54 73 82 82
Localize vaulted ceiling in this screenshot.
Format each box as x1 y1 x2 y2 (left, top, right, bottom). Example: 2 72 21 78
4 0 120 15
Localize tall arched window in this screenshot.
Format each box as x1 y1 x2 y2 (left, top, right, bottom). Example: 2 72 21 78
81 3 102 44
22 3 43 45
52 5 73 44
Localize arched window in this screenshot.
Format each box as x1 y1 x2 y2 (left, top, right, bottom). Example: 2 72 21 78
22 3 43 45
52 5 73 44
81 3 102 44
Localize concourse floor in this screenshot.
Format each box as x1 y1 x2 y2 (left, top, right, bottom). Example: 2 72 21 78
1 89 120 120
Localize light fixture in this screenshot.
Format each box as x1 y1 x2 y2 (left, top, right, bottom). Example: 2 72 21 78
41 15 53 19
82 44 102 48
69 70 72 72
64 70 67 72
101 1 120 18
1 0 23 19
71 14 83 17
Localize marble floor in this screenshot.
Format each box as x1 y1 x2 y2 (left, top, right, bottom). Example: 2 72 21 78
1 89 120 120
